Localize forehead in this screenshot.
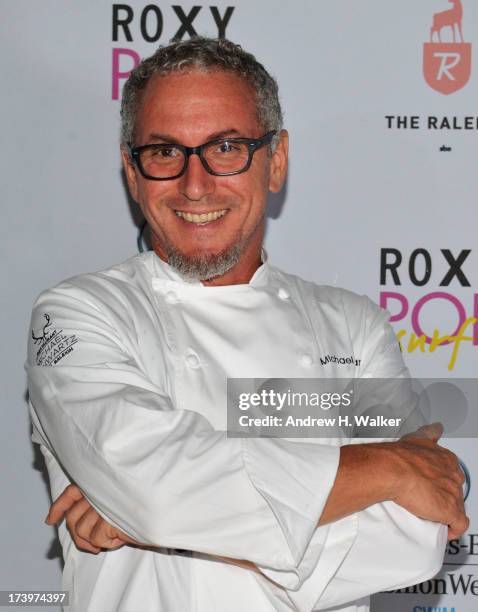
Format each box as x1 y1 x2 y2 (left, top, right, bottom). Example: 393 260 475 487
135 69 261 144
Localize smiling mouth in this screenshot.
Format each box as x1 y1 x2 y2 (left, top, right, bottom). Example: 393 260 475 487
175 209 229 224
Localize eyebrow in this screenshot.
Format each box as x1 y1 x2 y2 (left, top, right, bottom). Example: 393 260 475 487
145 128 244 145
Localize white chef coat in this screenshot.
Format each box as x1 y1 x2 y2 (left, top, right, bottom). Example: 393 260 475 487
26 252 446 612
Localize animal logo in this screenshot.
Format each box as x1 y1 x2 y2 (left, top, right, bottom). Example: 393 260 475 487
32 313 53 345
423 0 471 94
430 0 464 42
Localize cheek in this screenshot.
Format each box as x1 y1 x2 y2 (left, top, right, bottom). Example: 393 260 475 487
136 184 166 216
226 165 269 206
247 159 272 198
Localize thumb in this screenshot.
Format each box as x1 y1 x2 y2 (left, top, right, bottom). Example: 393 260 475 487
404 422 444 442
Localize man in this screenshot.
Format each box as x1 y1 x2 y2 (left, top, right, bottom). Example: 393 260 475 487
27 37 467 612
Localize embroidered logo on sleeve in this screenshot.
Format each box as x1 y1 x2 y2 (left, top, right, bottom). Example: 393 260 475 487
31 313 79 366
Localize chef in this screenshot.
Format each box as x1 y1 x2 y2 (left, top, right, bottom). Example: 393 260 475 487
26 37 467 612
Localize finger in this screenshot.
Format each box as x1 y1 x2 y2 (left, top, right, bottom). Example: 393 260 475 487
448 519 468 541
447 508 469 541
64 502 102 554
448 526 459 541
437 467 465 492
71 534 102 554
46 484 84 524
65 499 95 542
436 481 466 524
76 507 105 544
448 465 467 488
65 498 91 529
438 451 465 487
96 534 126 550
90 517 142 547
90 519 125 550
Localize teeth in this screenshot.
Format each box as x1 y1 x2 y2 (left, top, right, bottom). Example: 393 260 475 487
175 209 228 223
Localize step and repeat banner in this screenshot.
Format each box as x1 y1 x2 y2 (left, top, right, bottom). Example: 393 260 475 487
2 1 476 610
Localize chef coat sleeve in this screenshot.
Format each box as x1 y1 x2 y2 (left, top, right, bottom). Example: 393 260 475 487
274 295 447 608
26 279 339 579
286 503 447 611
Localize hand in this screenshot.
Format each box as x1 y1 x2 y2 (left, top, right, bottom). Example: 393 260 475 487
389 422 469 540
46 486 257 571
45 484 142 554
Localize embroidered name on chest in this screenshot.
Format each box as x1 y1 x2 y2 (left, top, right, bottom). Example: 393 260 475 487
319 354 361 367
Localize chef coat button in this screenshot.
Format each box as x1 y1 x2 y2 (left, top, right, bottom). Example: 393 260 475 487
185 352 201 369
300 354 313 367
165 291 178 304
277 288 290 300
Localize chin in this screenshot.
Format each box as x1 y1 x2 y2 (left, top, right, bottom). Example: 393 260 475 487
167 242 242 281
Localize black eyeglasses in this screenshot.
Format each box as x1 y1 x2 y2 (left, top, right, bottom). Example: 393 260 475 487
128 131 276 180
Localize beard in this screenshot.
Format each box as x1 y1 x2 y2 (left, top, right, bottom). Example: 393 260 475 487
162 212 264 282
149 195 265 281
166 242 243 282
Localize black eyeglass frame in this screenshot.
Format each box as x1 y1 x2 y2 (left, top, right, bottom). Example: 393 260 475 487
128 130 276 181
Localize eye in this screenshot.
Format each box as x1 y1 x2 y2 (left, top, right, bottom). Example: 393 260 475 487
156 146 179 158
217 141 238 154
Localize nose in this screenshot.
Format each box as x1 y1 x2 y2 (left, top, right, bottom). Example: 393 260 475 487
178 152 215 201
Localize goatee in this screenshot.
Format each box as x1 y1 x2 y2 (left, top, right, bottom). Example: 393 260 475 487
166 243 243 281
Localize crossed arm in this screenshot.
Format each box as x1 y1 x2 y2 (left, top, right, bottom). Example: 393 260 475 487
46 422 468 555
29 281 468 601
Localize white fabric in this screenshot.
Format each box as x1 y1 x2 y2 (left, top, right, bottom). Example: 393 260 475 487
26 252 446 612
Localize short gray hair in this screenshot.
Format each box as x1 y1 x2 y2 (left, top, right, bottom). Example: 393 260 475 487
120 37 283 149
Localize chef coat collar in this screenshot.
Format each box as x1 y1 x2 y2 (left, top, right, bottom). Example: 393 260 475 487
149 248 271 292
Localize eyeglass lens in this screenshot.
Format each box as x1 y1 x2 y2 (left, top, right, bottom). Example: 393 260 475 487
139 140 251 178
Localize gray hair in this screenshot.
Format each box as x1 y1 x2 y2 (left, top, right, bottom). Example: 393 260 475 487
120 37 283 149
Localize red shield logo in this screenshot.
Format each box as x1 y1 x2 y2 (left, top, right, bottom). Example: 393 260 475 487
423 42 471 94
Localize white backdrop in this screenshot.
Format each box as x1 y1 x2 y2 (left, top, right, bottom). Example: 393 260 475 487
2 1 477 610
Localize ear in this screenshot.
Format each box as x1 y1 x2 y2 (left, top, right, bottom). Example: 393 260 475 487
121 145 139 202
268 129 288 193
